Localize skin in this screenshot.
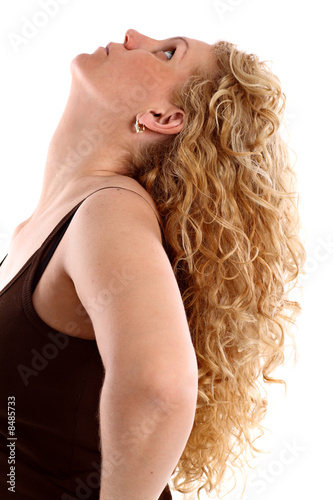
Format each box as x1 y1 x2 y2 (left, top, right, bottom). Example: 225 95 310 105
0 30 217 499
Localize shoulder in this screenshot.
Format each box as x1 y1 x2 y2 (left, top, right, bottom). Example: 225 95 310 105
82 176 161 232
62 175 166 290
88 175 161 225
66 175 162 250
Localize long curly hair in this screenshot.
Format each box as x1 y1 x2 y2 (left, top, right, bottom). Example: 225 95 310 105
133 40 306 498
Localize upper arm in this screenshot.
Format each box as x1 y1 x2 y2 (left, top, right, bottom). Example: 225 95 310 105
63 188 197 395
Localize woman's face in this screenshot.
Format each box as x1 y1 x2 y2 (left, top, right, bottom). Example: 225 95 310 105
70 29 216 121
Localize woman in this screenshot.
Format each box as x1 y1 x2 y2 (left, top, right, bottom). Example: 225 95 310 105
0 29 305 499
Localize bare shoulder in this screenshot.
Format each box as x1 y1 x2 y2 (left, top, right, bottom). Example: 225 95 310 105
67 175 162 247
62 175 165 285
94 174 160 223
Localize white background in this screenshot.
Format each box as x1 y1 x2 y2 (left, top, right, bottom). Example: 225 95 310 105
0 1 332 499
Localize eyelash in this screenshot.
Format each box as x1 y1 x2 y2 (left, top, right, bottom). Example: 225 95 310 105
164 48 176 60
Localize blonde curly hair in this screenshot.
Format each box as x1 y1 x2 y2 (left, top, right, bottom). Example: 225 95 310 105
133 40 306 498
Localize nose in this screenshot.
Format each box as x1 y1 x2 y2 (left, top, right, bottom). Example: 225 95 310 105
124 29 156 50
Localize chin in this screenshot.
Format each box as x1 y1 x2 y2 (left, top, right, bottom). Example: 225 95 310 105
69 52 91 77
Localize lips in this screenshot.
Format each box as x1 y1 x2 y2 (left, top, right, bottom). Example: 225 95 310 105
106 43 111 55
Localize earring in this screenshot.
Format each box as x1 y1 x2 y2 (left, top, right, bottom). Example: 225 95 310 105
135 119 145 134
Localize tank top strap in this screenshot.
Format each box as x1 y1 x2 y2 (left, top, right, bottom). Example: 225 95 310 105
31 210 77 292
32 186 165 293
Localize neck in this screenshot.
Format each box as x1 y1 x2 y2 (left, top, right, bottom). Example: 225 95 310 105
35 81 134 215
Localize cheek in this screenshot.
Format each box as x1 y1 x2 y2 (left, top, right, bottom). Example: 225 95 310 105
121 54 173 94
107 60 171 106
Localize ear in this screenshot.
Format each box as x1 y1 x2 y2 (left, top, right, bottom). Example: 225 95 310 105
137 109 185 135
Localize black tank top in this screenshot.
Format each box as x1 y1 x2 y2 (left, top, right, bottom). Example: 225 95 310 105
0 187 171 500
